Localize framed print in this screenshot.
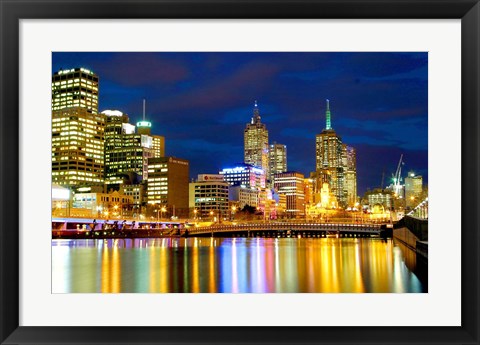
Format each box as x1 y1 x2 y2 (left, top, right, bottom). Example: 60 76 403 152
1 0 479 344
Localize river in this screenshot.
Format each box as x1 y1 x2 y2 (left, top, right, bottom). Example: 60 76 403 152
52 237 427 293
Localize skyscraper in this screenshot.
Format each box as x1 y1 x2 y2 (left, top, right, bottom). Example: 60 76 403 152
103 105 165 185
52 67 99 113
103 110 154 184
51 68 105 187
244 101 269 178
315 100 345 205
342 144 357 206
269 142 287 183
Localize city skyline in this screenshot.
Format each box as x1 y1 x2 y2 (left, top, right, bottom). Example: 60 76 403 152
52 52 428 194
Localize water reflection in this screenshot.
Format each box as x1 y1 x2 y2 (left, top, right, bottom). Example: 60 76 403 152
52 238 426 293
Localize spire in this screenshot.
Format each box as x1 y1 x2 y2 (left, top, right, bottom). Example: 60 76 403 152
252 100 261 124
143 99 146 121
325 99 331 130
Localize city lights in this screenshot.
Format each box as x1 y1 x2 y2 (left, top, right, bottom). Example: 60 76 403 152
51 53 428 294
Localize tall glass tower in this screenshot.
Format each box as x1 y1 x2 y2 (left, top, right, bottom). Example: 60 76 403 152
51 68 105 187
269 142 287 183
315 99 346 206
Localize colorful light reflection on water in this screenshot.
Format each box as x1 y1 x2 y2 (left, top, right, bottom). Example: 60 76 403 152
52 238 427 293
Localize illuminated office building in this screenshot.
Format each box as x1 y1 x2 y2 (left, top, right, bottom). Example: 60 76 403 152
103 108 165 185
342 144 357 206
274 172 305 218
405 172 423 208
244 101 269 177
269 142 287 183
51 68 104 187
219 164 266 189
315 99 348 206
303 178 315 206
189 174 229 219
228 185 260 209
152 135 165 159
52 67 99 113
146 157 189 218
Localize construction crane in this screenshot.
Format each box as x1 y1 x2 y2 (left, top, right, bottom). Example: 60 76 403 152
392 154 403 196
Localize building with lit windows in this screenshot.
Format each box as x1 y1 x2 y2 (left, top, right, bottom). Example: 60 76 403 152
405 172 423 208
52 68 105 187
103 109 165 186
303 178 316 206
52 184 70 217
120 184 145 208
244 101 269 177
72 190 134 218
52 67 99 113
364 189 394 211
146 157 189 218
268 142 287 183
342 144 357 206
315 99 352 206
152 135 165 158
189 174 229 219
274 172 305 218
219 164 265 189
228 185 259 209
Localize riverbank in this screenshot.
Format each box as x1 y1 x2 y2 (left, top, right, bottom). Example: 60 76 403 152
393 227 428 260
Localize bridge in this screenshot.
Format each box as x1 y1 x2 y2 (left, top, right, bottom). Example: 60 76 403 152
52 218 387 239
188 222 384 238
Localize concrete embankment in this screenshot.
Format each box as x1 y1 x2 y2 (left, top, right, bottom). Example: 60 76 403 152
393 216 428 260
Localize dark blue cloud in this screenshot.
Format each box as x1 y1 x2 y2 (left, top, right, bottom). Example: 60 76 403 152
52 52 428 194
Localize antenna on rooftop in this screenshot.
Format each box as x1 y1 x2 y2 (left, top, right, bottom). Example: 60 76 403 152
143 99 146 121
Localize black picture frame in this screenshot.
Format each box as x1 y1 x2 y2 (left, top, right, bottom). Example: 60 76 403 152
1 0 478 344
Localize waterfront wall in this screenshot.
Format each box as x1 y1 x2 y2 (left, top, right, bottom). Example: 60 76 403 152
394 215 428 241
393 227 419 250
393 215 428 258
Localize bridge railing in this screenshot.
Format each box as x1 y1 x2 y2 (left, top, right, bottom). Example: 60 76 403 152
189 222 382 235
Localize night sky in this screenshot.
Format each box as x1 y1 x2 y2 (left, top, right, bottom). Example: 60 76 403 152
52 52 428 195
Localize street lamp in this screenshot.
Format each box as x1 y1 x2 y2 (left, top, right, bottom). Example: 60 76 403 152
96 206 102 219
210 210 214 222
161 206 166 221
231 206 236 221
193 209 198 220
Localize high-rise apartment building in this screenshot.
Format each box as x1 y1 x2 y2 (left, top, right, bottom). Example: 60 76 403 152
274 172 305 218
51 68 105 187
269 142 287 183
244 101 269 177
315 100 345 205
